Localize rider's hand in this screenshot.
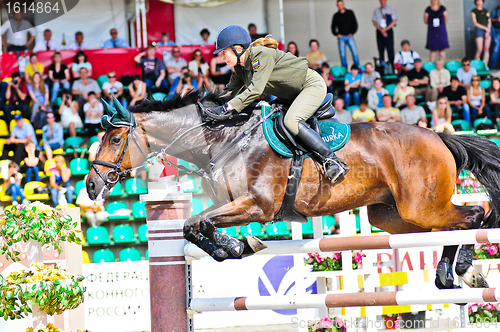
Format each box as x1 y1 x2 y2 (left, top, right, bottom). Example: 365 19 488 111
211 103 228 115
207 103 233 121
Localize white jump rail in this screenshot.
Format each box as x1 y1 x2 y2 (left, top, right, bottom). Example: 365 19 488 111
185 228 500 258
189 288 500 312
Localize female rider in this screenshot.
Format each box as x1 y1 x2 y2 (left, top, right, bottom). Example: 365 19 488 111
208 25 348 182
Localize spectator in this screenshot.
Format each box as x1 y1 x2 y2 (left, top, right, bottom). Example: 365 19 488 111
471 0 492 68
430 59 451 101
490 77 500 126
42 112 64 161
401 95 427 126
176 67 196 97
424 0 449 62
59 90 83 137
360 62 381 97
102 70 126 107
28 72 52 129
88 130 105 163
76 184 106 227
367 78 388 110
394 40 420 76
305 39 327 70
210 52 232 91
456 57 477 87
1 12 35 52
128 75 147 107
467 75 491 125
71 51 92 79
24 142 40 183
441 76 470 126
33 29 59 52
189 49 211 90
83 92 104 136
333 98 352 124
103 28 130 48
1 115 36 165
376 94 401 122
72 67 101 113
431 96 454 133
286 41 299 57
50 155 74 206
67 31 89 50
320 63 334 94
352 99 376 123
165 46 188 84
408 58 431 101
4 72 29 122
157 32 175 46
24 53 44 85
134 44 169 93
48 52 71 105
343 64 361 107
248 23 258 35
197 28 213 45
490 4 500 69
393 76 415 109
372 0 398 70
3 162 27 205
331 0 360 69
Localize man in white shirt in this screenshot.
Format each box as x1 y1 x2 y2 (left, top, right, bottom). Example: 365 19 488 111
165 46 188 84
102 71 126 107
456 57 477 88
67 31 89 50
394 40 420 76
1 12 35 52
33 29 60 52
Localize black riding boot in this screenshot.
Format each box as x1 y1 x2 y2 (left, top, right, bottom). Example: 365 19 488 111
295 121 348 182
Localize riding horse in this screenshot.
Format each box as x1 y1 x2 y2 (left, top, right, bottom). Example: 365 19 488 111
87 92 500 290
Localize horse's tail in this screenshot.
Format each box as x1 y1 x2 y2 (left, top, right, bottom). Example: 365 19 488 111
437 132 500 229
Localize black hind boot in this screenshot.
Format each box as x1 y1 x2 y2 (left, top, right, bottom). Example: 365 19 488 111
295 121 348 182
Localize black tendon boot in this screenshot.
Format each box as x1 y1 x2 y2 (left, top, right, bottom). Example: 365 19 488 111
295 121 348 182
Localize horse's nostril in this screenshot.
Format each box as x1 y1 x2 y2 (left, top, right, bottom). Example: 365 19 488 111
89 180 95 192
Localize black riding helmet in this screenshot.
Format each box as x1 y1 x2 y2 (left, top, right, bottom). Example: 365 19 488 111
214 25 252 66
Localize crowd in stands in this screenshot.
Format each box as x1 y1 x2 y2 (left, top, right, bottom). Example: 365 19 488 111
2 0 500 216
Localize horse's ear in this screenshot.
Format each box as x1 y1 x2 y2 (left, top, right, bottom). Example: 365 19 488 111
112 95 130 119
101 98 117 116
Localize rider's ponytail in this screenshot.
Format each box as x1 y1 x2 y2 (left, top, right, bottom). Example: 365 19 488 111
251 35 279 49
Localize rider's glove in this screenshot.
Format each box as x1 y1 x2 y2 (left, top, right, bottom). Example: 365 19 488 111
207 103 232 121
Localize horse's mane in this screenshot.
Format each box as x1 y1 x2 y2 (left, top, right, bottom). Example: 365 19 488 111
130 90 228 113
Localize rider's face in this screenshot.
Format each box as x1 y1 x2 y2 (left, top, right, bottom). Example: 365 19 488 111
221 47 238 67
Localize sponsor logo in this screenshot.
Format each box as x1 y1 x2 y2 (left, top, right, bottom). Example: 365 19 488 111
322 127 344 143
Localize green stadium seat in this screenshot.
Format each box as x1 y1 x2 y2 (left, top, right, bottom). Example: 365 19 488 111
217 226 239 238
89 135 99 147
119 248 142 262
471 59 490 76
145 249 149 260
474 118 493 129
64 136 84 153
93 249 115 263
124 178 148 195
490 138 500 147
330 66 347 82
207 199 213 208
107 201 131 221
74 180 86 196
69 158 90 176
132 201 146 219
322 215 337 235
152 92 167 101
445 60 461 76
54 97 62 108
191 197 204 215
112 224 136 244
385 83 397 97
108 181 125 197
347 105 359 111
302 219 314 237
265 221 291 238
480 79 491 90
239 222 266 238
451 119 471 132
422 61 436 73
355 214 361 233
138 223 148 242
87 226 111 245
96 75 109 89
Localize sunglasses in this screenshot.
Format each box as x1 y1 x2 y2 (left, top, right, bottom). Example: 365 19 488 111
47 116 54 119
108 75 116 78
439 101 447 104
472 79 480 81
195 54 202 57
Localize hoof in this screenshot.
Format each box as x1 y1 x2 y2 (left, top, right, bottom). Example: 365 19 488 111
458 266 489 288
436 261 455 289
212 248 229 262
244 235 268 252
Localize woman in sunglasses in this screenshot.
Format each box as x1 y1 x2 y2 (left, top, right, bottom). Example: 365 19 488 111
431 96 454 133
467 75 491 125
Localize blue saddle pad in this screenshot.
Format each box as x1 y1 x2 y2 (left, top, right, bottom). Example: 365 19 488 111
261 105 351 158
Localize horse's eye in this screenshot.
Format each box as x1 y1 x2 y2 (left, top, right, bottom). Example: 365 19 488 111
111 137 121 145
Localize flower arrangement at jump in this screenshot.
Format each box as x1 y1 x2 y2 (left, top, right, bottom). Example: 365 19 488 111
308 315 347 332
468 302 500 323
305 251 365 272
473 243 500 260
455 171 484 194
0 202 86 321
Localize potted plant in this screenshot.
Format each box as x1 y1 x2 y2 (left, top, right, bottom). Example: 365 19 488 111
468 302 500 323
305 251 365 272
382 314 401 330
308 315 347 332
474 243 500 260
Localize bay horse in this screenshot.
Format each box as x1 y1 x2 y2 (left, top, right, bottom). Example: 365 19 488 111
87 92 500 290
